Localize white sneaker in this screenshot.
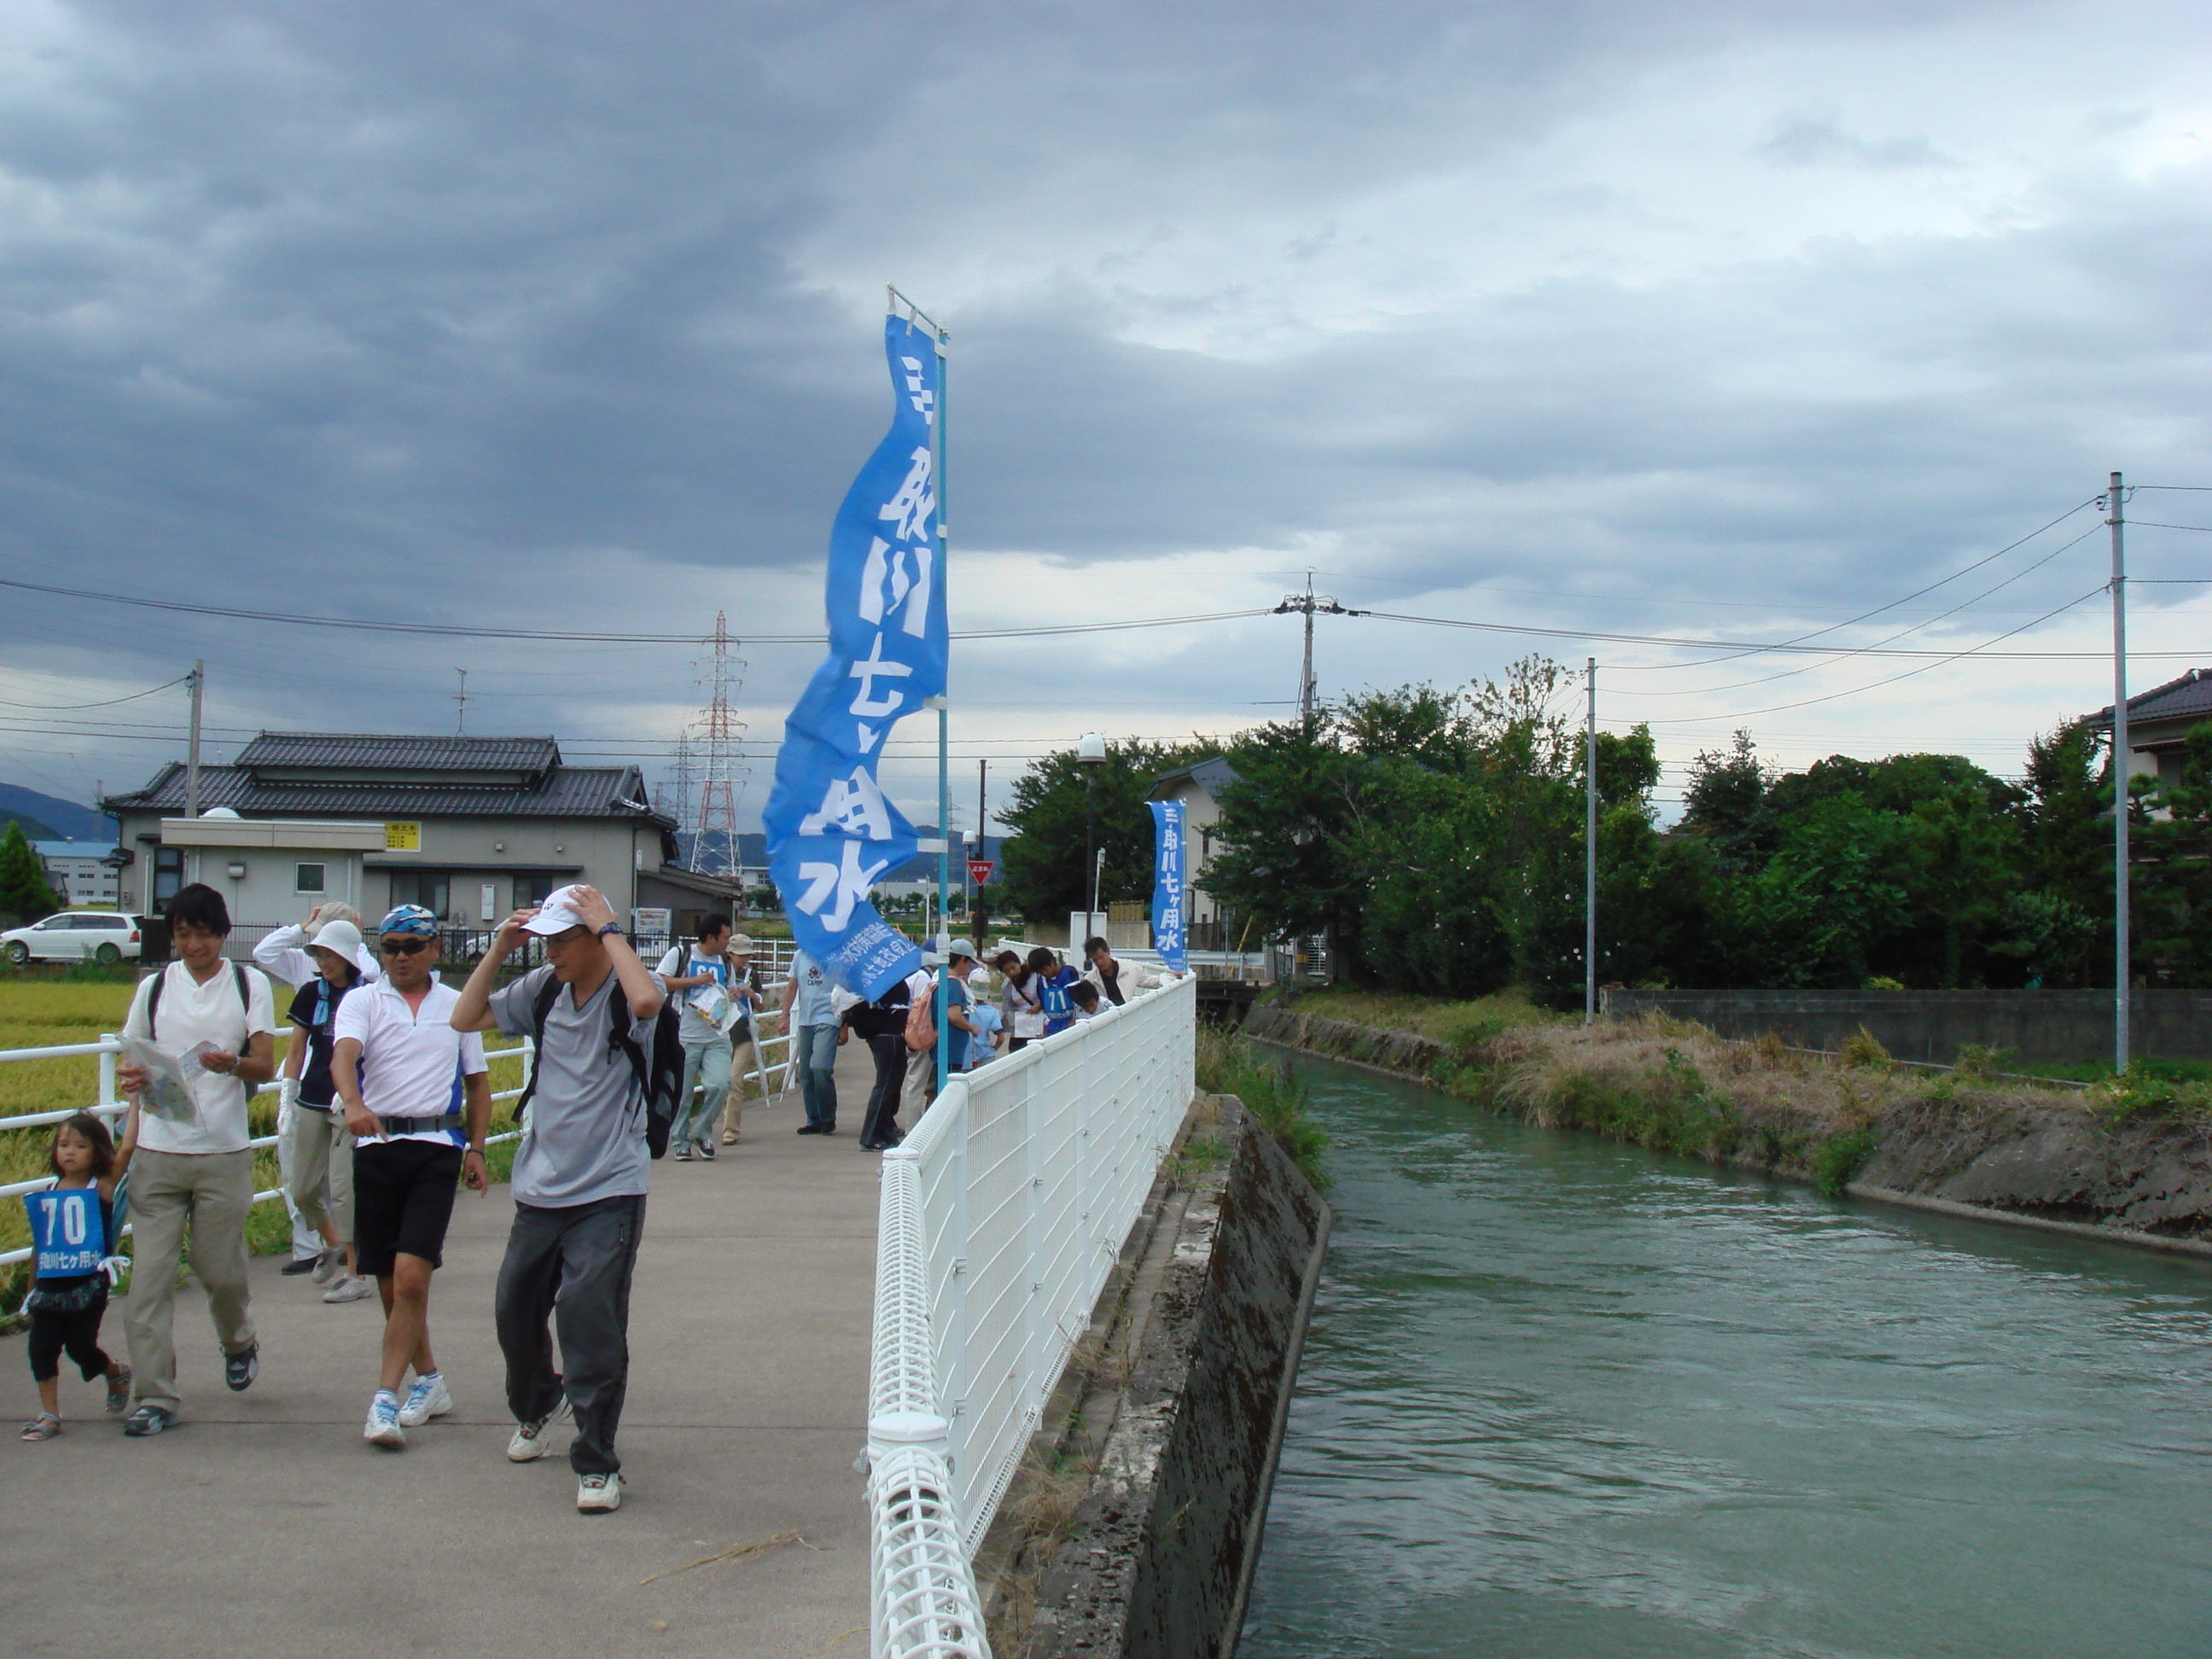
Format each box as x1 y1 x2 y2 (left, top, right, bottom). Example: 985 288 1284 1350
398 1372 452 1428
576 1470 623 1513
507 1394 573 1462
364 1391 405 1450
310 1248 346 1287
322 1274 374 1304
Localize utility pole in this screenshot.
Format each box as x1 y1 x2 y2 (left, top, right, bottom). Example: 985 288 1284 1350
1586 659 1598 1027
185 661 205 819
1272 577 1365 731
973 757 988 952
453 668 469 734
2110 470 2130 1074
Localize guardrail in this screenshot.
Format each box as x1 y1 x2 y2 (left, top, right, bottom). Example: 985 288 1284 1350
865 974 1198 1658
1 969 803 1269
0 1031 537 1269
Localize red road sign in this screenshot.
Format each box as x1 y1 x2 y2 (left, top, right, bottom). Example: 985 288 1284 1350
967 859 995 885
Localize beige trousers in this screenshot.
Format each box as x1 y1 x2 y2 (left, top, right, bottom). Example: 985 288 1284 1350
719 1036 759 1138
282 1105 355 1243
124 1147 258 1412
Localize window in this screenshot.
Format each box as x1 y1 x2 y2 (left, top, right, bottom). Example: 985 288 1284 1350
387 871 451 919
295 862 327 894
90 916 127 929
512 871 559 906
152 846 183 910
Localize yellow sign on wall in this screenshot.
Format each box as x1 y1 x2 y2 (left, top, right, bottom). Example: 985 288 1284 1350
383 822 422 852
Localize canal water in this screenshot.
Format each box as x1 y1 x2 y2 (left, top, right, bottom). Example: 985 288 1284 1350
1239 1051 2212 1659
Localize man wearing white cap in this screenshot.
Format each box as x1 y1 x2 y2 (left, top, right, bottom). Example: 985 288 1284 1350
451 882 665 1515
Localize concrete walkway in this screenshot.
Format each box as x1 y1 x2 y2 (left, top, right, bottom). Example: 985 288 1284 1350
2 1039 891 1659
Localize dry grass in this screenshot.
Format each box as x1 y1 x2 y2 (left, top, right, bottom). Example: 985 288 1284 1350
1288 987 1563 1051
1447 1010 2089 1193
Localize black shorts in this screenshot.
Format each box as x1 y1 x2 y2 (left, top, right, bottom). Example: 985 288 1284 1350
352 1139 464 1278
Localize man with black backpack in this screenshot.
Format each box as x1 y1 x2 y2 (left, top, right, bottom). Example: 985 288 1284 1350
451 882 669 1515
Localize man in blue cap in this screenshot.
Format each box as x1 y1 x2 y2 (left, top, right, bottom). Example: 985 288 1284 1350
331 904 492 1452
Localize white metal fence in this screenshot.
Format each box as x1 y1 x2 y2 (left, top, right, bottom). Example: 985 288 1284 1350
865 974 1198 1658
0 958 804 1269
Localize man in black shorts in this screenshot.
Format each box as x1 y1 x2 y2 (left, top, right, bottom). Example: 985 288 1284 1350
331 905 491 1451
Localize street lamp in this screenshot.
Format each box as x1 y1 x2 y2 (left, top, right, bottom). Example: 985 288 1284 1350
1077 732 1107 945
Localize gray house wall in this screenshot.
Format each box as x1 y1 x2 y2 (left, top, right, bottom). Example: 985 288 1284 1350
114 811 658 932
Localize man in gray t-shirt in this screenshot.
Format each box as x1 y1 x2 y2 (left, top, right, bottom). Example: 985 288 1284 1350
451 883 667 1516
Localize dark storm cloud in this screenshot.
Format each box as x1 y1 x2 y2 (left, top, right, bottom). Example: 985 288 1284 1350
0 0 2203 815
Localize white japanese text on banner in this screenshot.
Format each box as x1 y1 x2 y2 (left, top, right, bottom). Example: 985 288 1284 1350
764 316 946 998
1150 799 1187 973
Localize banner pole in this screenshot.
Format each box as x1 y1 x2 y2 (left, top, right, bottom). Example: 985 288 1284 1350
934 319 952 1097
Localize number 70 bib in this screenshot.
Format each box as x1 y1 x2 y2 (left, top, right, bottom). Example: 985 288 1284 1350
25 1187 107 1278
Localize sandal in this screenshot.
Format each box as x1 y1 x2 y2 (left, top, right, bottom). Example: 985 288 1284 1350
106 1365 133 1417
20 1412 61 1441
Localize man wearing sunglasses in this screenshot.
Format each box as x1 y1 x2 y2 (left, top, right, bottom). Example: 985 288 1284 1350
331 904 491 1452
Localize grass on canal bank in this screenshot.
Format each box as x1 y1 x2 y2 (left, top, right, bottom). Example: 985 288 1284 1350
1258 987 2203 1200
1196 1026 1330 1190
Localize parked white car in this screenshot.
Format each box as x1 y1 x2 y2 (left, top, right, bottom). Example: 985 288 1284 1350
2 911 148 966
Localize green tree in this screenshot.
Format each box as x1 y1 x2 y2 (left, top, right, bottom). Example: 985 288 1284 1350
1679 731 1775 875
996 738 1208 926
2016 718 2110 986
0 820 63 924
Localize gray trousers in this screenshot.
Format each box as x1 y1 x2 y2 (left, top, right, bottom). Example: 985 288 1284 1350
494 1193 646 1476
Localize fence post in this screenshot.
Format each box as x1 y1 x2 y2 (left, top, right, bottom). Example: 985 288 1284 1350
98 1033 119 1116
946 1086 971 1470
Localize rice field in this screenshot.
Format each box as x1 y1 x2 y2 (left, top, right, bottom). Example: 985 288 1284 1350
0 977 530 1307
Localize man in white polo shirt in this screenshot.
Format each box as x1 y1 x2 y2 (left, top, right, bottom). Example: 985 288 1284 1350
332 904 491 1451
114 883 280 1436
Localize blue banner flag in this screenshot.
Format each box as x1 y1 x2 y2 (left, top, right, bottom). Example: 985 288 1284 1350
1150 800 1188 974
26 1186 107 1278
764 317 946 998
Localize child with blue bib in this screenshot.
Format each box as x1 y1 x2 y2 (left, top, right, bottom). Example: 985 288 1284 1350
20 1104 141 1440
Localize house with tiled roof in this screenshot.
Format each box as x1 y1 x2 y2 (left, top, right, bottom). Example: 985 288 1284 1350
103 732 742 949
2089 668 2212 795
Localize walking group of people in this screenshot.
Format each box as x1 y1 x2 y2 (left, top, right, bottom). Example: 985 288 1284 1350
18 880 673 1515
19 883 1173 1510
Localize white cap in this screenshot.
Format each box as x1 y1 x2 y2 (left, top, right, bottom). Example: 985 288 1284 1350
308 918 364 963
521 884 592 936
727 932 754 955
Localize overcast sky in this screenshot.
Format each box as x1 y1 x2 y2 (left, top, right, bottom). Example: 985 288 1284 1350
1 0 2207 835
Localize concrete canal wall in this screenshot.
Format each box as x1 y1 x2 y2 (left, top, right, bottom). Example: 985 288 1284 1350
1247 1004 2212 1259
1601 987 2212 1066
986 1097 1331 1659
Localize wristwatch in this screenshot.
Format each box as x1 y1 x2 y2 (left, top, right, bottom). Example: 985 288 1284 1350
597 923 626 940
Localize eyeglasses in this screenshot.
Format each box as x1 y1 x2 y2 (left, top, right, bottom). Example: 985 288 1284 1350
378 937 432 956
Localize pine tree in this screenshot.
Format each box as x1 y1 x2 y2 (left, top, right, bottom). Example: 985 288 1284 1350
0 819 64 925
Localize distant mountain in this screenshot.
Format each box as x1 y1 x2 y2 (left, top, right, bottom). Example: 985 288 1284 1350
1 809 61 841
0 785 113 843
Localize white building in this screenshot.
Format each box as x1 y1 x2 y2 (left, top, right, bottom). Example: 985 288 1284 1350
32 841 124 909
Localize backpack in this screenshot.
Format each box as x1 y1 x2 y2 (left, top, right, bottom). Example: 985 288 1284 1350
516 972 684 1160
147 962 251 1042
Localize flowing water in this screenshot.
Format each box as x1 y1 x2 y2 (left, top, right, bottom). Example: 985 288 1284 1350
1238 1051 2212 1659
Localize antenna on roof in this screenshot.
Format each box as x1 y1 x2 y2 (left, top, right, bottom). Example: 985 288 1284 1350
453 669 469 735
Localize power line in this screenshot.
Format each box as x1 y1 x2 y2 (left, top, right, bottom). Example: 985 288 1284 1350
0 673 190 711
0 571 1269 644
1637 586 2109 725
1620 523 2104 697
1597 497 2099 672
